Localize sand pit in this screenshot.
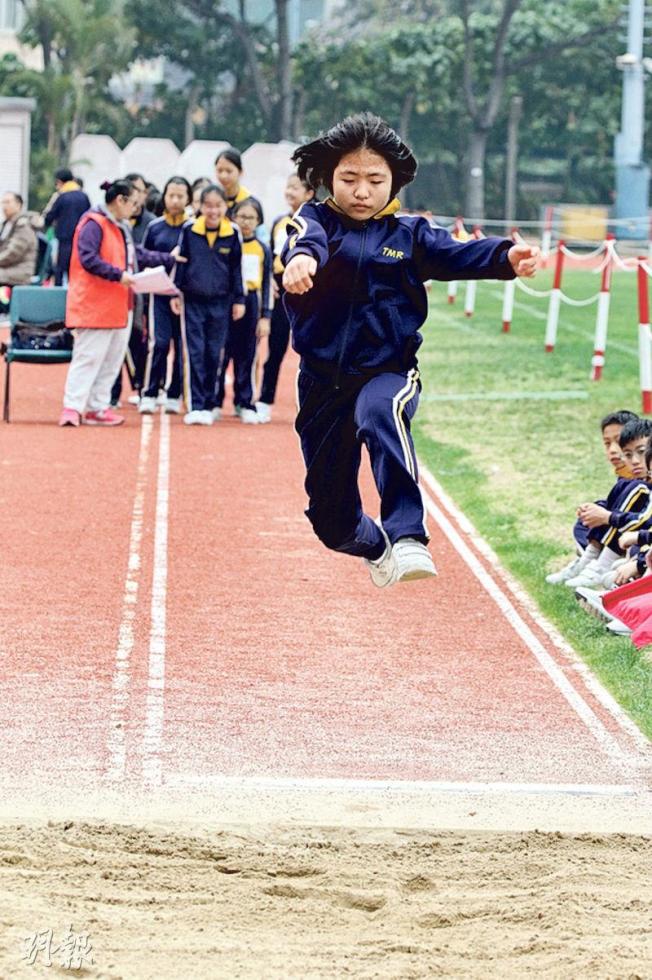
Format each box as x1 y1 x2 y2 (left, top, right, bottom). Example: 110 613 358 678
2 820 651 978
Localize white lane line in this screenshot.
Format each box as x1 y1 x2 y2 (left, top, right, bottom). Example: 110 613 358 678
142 410 170 786
420 466 651 755
166 774 637 798
105 415 154 782
417 468 643 774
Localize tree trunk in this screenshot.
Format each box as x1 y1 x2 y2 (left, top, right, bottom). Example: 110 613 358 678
399 90 415 143
275 0 293 140
292 86 306 141
184 85 200 147
465 127 488 221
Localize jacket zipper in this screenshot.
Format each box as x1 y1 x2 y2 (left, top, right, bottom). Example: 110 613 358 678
334 223 368 391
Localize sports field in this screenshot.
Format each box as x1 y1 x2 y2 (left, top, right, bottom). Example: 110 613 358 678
1 274 652 977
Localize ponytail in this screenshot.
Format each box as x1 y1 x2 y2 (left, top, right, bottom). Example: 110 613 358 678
100 179 135 204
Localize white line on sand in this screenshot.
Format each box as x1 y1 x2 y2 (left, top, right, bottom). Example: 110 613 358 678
167 774 636 797
142 410 170 786
105 415 154 782
418 468 644 775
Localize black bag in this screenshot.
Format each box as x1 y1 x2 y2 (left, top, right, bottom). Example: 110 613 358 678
11 318 73 352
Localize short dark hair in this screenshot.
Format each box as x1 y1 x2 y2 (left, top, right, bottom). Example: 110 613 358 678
292 112 417 197
3 191 23 206
100 178 136 204
125 171 146 186
619 418 652 447
232 196 263 224
215 148 243 171
191 176 211 192
162 176 192 205
200 184 228 204
601 410 639 431
55 167 74 183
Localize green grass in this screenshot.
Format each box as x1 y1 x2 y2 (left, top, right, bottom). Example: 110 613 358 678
415 264 652 739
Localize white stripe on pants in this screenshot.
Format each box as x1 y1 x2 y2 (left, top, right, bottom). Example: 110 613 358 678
63 321 131 413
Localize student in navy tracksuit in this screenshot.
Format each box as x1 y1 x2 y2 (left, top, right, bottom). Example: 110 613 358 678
139 176 192 415
282 113 540 587
215 197 272 423
171 185 245 426
44 168 91 285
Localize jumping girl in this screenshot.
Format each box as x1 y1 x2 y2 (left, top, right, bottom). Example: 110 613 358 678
215 197 272 424
256 173 315 424
281 113 539 586
171 184 245 426
139 175 192 415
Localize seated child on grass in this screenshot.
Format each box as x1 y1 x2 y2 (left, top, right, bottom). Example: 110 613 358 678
562 418 652 590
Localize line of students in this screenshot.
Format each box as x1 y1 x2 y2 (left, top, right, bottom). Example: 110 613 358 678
546 411 652 645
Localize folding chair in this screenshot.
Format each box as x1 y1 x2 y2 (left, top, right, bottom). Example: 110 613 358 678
1 286 71 422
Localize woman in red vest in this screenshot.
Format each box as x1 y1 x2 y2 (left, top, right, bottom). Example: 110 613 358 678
60 178 177 427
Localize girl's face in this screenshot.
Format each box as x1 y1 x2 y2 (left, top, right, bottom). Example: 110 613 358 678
285 175 313 213
114 191 138 221
234 204 259 237
165 182 189 216
201 191 227 226
215 157 241 193
332 148 393 221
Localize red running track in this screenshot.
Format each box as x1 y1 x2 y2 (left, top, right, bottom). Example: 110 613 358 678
0 345 650 820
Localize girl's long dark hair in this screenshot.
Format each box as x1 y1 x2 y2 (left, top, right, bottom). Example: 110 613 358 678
293 113 417 197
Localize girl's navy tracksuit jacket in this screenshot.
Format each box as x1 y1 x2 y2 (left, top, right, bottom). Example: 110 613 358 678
175 215 245 412
281 197 516 561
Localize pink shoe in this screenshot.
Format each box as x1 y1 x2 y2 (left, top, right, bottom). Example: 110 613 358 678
58 408 80 427
84 408 124 426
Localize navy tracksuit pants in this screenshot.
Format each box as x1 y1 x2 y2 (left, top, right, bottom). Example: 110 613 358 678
142 296 183 400
295 367 428 560
259 278 290 405
216 292 258 411
111 302 148 402
181 295 230 412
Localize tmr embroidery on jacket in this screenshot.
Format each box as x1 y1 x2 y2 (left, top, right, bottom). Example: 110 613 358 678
382 247 404 259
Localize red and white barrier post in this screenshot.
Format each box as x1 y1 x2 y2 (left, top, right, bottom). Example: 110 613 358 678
544 241 565 352
447 281 458 303
590 234 614 381
501 279 516 333
541 205 554 267
638 257 652 413
447 216 466 304
463 226 483 317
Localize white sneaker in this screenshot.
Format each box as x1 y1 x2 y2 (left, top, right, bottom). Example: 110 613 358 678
364 525 398 588
240 408 259 424
565 561 610 589
127 393 140 406
199 410 214 425
255 401 271 423
156 391 166 405
138 396 157 414
211 407 222 421
546 555 585 585
606 618 632 636
574 587 609 621
393 538 437 582
184 409 212 426
164 397 183 415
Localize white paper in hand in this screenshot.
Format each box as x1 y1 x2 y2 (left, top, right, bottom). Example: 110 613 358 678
131 266 179 295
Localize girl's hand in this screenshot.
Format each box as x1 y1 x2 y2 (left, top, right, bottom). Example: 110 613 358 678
257 317 271 339
508 243 540 278
170 296 182 316
170 245 188 263
121 271 135 286
614 559 638 586
619 531 639 551
283 254 317 294
577 502 610 528
272 278 280 300
232 303 246 321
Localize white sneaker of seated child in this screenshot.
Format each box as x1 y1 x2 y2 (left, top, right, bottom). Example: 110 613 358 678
606 618 632 636
164 397 183 415
546 542 600 585
138 396 158 414
240 408 259 424
575 587 631 635
183 409 213 426
255 401 271 423
565 547 620 589
212 407 222 422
